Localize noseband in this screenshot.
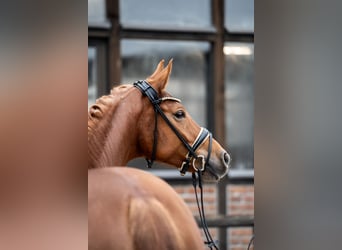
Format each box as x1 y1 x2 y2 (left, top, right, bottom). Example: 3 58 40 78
133 80 212 175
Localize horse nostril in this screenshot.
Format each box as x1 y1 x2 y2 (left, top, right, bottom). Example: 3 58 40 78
223 152 231 166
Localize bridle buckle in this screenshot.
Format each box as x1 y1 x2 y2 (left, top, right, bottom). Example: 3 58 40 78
180 156 192 176
193 155 206 172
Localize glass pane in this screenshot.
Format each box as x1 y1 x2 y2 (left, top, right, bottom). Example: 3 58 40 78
225 0 254 33
121 39 209 127
88 0 110 26
88 47 97 107
121 40 210 170
225 43 254 169
120 0 212 29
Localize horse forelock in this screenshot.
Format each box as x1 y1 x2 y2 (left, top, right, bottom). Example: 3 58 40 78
88 84 135 168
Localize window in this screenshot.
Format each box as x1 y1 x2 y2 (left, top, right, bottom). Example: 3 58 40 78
120 0 212 29
88 40 107 106
88 47 97 107
225 0 254 33
121 40 209 126
225 43 254 169
88 0 110 27
88 0 254 172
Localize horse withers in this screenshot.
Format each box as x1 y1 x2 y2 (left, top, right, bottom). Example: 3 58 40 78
88 59 231 250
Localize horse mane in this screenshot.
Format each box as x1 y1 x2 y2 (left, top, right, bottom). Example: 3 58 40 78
128 197 185 250
88 84 132 168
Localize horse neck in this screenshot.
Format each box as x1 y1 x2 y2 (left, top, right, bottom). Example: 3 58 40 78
88 89 143 168
102 108 142 167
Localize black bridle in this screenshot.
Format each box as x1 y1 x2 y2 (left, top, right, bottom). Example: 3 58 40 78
134 80 219 249
133 80 211 175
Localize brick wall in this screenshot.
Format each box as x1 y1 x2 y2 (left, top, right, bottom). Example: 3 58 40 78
227 185 254 216
170 183 254 250
173 184 217 216
227 185 254 250
228 227 254 250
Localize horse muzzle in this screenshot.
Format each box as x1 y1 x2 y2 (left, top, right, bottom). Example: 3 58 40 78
199 150 231 182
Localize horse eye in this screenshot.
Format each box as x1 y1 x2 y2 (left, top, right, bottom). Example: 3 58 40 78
174 110 186 119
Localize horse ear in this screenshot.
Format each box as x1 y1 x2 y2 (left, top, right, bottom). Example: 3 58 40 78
147 59 173 92
148 59 165 79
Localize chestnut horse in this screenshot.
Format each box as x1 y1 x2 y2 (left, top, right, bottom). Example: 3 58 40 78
88 60 231 250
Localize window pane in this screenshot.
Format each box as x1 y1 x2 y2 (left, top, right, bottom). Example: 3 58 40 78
88 0 110 26
121 39 209 127
122 40 209 170
120 0 212 29
88 47 97 107
88 42 107 106
225 0 254 33
225 43 254 169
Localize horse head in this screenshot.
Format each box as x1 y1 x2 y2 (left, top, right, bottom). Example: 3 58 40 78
136 59 231 182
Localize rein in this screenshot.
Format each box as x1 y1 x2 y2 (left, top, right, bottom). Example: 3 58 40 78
192 172 219 250
134 80 218 249
247 235 254 250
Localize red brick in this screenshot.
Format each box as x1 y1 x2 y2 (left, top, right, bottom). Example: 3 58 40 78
230 247 246 250
245 195 254 201
230 228 253 236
